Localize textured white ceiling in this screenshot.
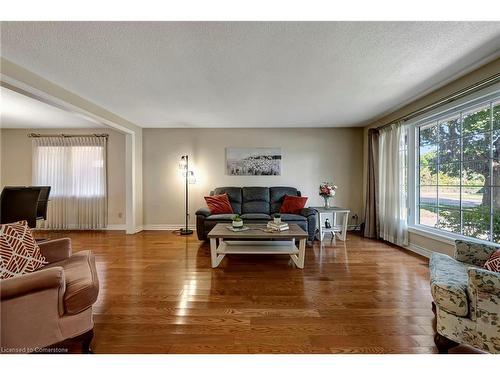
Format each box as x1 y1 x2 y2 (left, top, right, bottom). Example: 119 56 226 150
1 22 499 128
0 86 103 129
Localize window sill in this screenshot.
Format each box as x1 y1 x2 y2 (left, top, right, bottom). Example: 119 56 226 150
408 225 497 247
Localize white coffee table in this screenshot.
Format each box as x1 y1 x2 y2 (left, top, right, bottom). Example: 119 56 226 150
207 223 308 268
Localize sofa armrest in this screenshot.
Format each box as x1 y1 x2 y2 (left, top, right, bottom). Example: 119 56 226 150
300 207 316 217
467 267 500 333
196 207 211 217
468 267 500 296
1 267 66 301
38 238 72 263
454 240 499 267
299 208 317 242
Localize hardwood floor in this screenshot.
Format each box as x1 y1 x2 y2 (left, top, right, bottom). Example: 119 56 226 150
38 230 479 354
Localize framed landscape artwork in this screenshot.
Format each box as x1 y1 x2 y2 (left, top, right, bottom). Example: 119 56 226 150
226 147 282 176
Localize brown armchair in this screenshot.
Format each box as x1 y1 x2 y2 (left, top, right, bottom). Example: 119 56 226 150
1 238 99 353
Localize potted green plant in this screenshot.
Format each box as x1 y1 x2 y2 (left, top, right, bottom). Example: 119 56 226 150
232 214 243 228
273 213 281 224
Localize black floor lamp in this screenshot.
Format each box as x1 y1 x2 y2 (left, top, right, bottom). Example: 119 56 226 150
178 155 196 235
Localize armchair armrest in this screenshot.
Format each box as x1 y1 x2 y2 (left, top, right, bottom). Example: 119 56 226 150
1 268 67 341
468 267 500 296
300 207 316 217
196 207 211 217
454 240 499 267
38 238 72 263
1 267 66 300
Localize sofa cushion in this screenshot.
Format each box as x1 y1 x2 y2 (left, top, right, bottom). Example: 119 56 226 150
205 214 235 221
429 252 469 317
204 193 234 214
242 187 270 214
0 221 47 279
44 250 99 315
280 213 307 222
280 195 308 214
270 187 299 213
213 187 242 214
241 213 271 220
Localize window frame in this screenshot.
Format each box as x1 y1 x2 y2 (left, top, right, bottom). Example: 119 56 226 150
407 82 500 245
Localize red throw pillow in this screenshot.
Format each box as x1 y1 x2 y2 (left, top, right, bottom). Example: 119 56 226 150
280 195 308 215
0 220 47 279
204 193 234 215
484 249 500 273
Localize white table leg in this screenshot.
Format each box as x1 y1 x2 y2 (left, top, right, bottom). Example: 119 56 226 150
210 238 226 268
317 212 326 242
290 238 306 269
297 238 306 268
332 212 338 245
210 238 218 268
341 211 349 241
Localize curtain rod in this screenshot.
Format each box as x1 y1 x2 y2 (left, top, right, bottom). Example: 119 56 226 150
28 133 109 138
376 72 500 131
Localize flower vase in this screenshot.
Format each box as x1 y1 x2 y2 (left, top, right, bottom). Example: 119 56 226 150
323 196 331 209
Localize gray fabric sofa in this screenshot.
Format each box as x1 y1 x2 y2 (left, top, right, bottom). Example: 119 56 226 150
196 186 316 242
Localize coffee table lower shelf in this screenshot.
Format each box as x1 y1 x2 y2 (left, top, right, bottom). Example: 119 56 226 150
209 239 306 268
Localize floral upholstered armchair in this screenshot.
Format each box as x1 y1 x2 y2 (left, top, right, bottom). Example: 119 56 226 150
429 240 500 353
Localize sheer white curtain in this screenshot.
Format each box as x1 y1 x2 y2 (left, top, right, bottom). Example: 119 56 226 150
32 136 107 229
377 122 408 246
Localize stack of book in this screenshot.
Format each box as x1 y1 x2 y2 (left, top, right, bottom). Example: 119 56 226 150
267 221 289 232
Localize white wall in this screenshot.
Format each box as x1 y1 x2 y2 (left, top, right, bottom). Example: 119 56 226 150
0 128 126 226
143 127 364 227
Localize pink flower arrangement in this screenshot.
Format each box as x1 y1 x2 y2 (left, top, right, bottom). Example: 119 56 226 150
319 182 338 197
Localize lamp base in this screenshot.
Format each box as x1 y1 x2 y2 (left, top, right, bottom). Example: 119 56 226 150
179 228 193 235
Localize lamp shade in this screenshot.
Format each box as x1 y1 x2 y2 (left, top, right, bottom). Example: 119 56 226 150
188 171 196 184
178 156 187 170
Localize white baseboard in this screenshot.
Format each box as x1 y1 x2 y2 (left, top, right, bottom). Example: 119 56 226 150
36 224 127 231
143 224 196 231
404 243 433 259
105 224 127 231
36 224 194 232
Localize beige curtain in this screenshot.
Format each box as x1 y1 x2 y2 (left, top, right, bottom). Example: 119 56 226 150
32 136 107 229
377 122 408 246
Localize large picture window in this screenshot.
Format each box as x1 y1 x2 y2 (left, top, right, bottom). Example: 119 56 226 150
35 145 106 198
417 96 500 243
32 136 107 229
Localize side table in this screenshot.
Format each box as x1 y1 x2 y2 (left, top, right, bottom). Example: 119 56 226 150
310 206 350 244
